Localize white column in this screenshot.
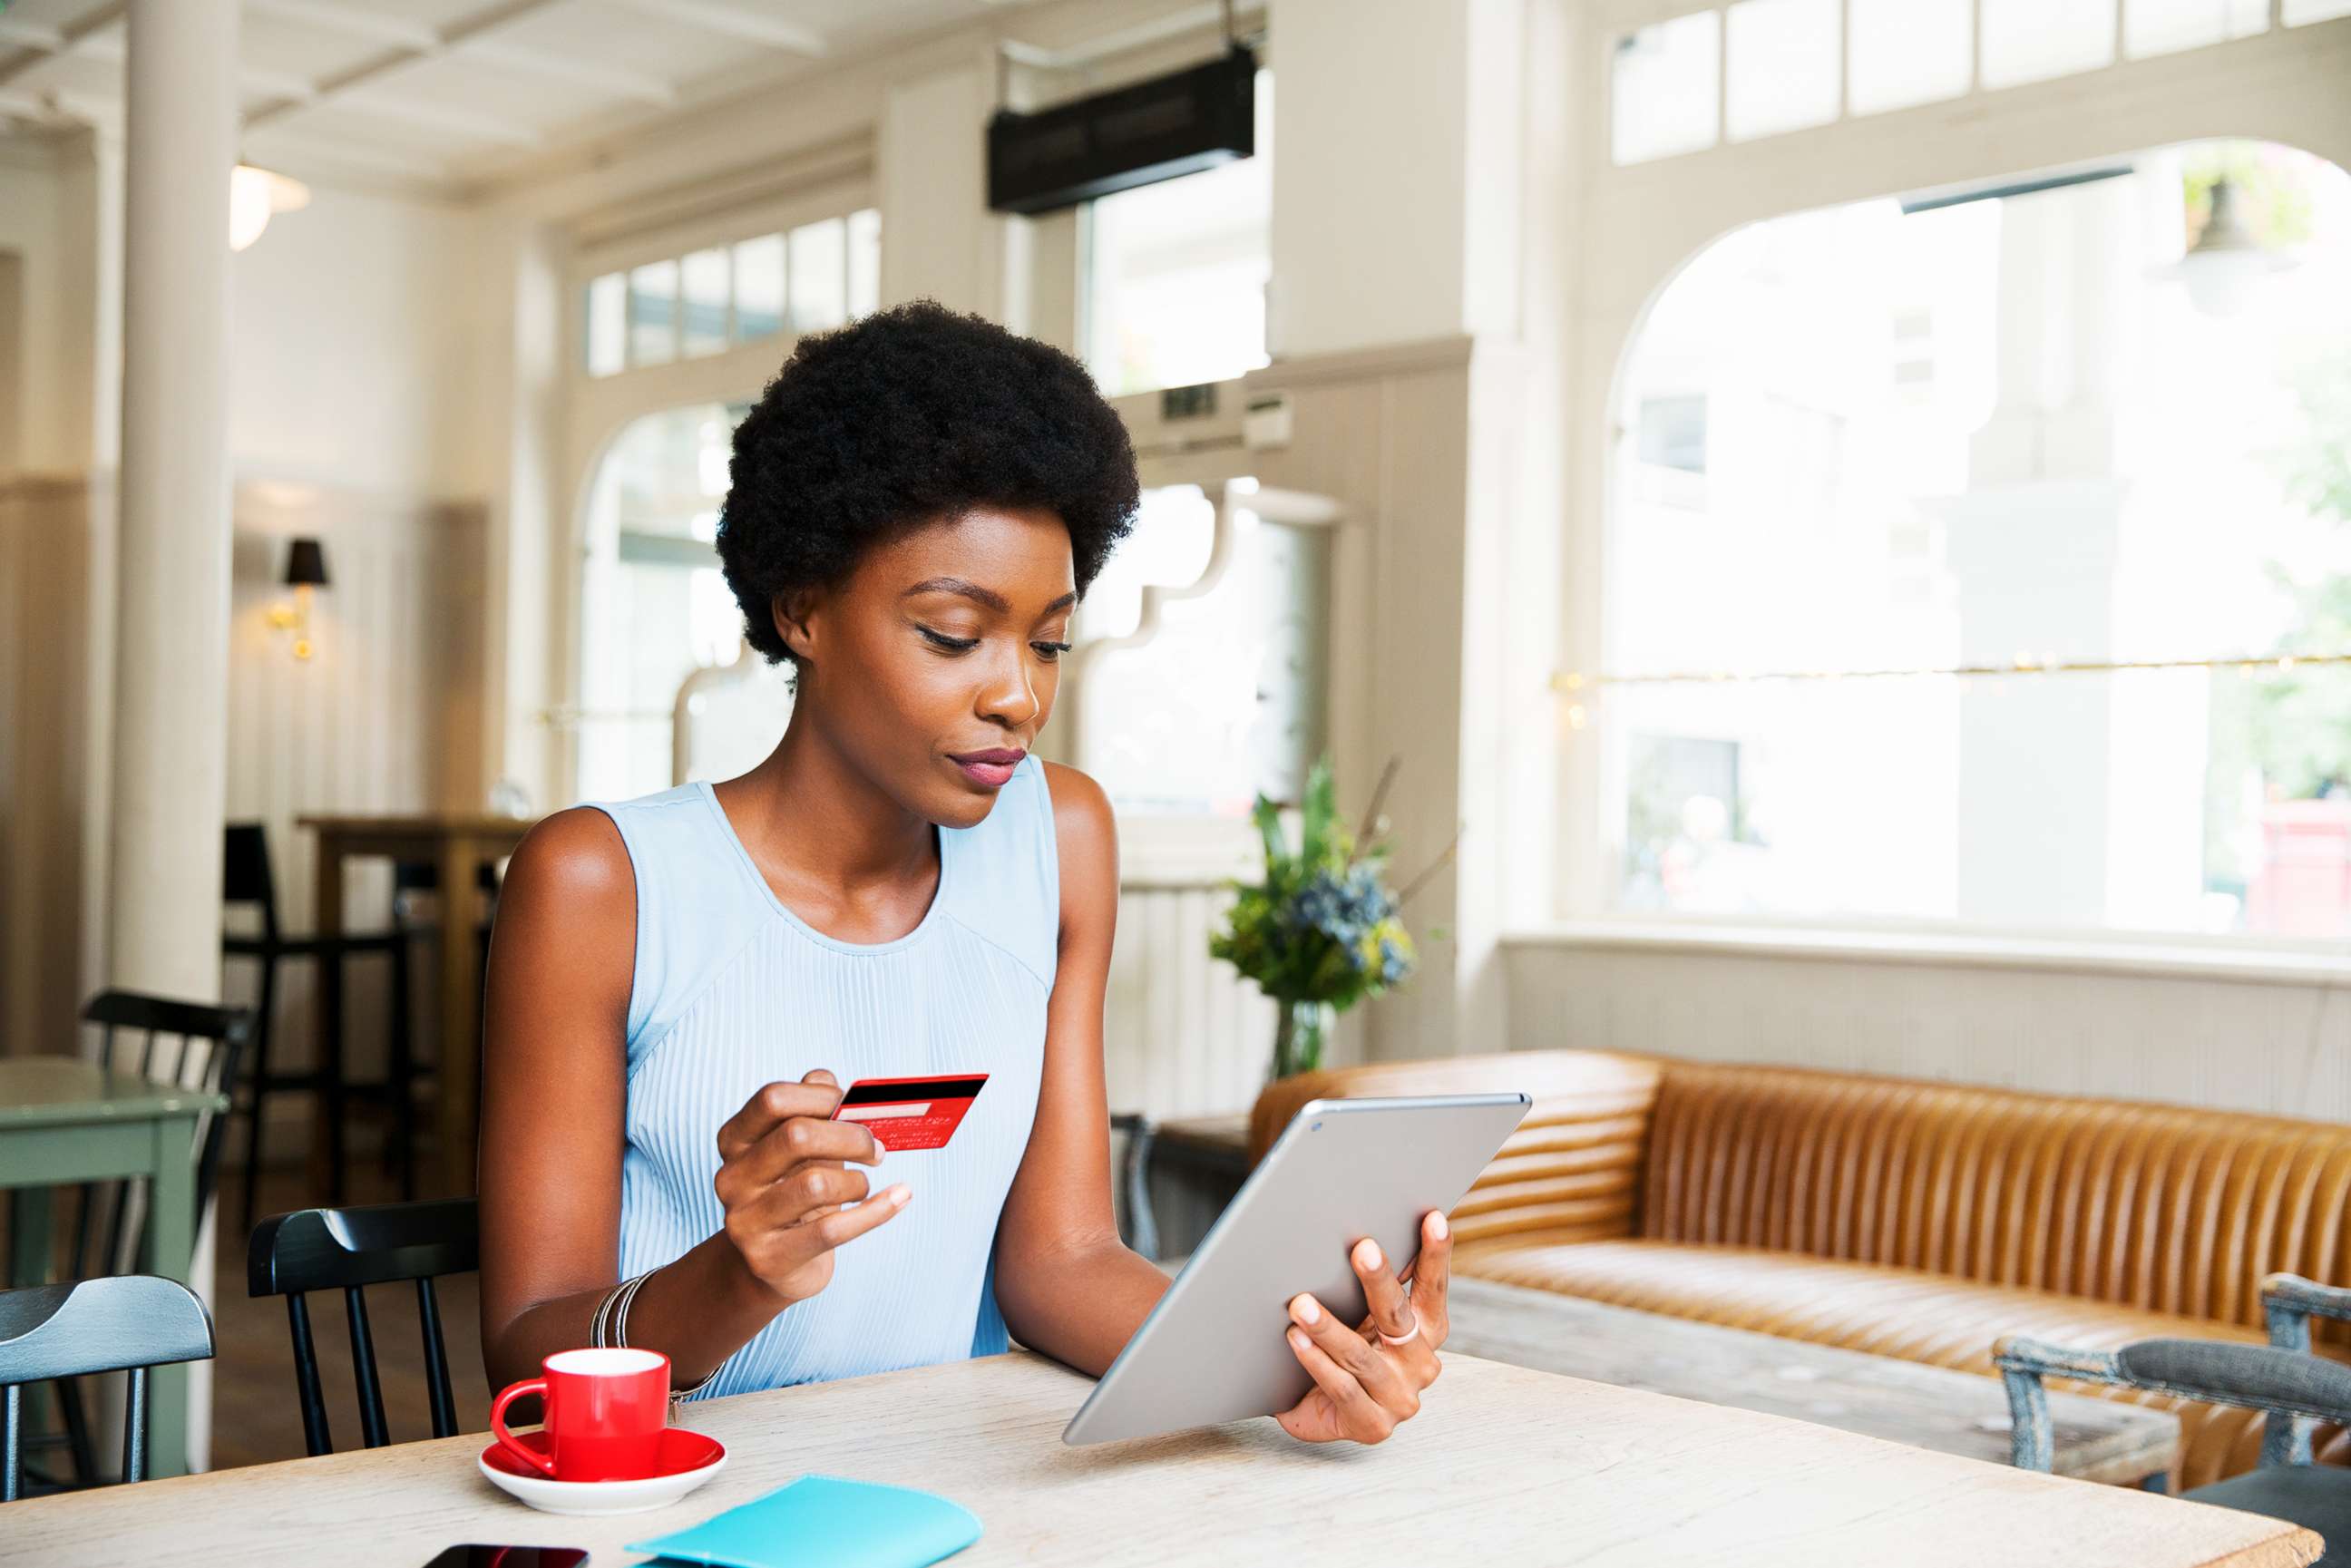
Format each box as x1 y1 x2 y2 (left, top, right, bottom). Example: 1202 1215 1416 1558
110 0 237 998
112 0 238 1475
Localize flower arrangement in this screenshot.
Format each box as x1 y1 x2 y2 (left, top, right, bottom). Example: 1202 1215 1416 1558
1209 756 1453 1081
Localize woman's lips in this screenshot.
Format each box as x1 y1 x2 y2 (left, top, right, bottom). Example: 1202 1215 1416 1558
950 749 1025 789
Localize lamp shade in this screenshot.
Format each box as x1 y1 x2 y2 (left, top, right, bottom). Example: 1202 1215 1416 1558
284 537 330 589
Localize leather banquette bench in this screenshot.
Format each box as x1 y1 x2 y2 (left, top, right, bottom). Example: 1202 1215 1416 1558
1249 1050 2351 1488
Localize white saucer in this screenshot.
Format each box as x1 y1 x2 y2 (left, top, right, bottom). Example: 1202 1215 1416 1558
477 1428 727 1516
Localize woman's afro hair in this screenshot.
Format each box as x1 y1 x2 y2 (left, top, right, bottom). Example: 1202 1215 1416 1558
716 299 1140 665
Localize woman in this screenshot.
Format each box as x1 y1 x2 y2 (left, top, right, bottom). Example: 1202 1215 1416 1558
478 301 1451 1446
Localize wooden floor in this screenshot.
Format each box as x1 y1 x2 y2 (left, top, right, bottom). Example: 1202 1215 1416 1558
208 1164 490 1473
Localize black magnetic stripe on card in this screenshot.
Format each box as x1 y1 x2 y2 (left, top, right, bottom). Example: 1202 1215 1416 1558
841 1076 988 1105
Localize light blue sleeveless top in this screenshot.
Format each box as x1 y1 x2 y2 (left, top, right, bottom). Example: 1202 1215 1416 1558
583 754 1056 1399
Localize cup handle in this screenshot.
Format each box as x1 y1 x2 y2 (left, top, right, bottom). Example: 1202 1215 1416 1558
490 1378 557 1477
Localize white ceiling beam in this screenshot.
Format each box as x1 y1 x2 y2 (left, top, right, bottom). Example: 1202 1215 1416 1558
238 65 319 103
240 0 571 145
243 0 442 52
457 38 676 105
330 88 541 146
242 126 454 183
0 19 68 54
59 28 317 103
605 0 827 55
0 1 122 92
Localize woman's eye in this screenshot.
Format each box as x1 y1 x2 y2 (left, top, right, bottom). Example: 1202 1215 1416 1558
1032 640 1072 662
918 627 979 653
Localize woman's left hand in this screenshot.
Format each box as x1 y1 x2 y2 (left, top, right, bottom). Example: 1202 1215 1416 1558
1275 1209 1452 1445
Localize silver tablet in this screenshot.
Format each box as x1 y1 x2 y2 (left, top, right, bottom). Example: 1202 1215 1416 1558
1062 1091 1530 1445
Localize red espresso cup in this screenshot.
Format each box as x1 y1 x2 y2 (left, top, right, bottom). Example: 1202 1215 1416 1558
491 1347 671 1482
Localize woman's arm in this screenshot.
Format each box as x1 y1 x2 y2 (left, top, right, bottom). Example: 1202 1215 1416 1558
477 809 903 1391
995 765 1458 1446
990 764 1173 1373
477 809 776 1389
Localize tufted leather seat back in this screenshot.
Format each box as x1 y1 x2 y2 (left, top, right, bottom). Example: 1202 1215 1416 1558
1247 1050 1662 1247
1638 1060 2351 1332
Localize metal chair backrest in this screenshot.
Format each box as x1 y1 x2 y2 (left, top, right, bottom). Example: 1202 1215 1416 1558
248 1199 479 1456
0 1276 214 1501
74 991 254 1279
221 822 283 944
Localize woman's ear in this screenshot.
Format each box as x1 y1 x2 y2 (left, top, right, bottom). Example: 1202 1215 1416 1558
772 589 819 664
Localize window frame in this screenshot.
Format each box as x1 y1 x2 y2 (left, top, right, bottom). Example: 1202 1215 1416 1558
1547 0 2351 960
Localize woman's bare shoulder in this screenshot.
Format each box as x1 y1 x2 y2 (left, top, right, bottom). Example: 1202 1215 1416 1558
1041 763 1117 946
502 806 634 920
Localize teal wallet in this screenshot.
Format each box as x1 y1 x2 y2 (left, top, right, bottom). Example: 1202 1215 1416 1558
627 1474 983 1568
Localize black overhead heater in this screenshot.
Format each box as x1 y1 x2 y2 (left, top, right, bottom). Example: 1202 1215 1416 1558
987 43 1257 217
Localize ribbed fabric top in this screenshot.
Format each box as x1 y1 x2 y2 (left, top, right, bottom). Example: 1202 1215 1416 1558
583 754 1056 1398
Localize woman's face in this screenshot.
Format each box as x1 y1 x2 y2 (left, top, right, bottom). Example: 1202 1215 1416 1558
782 504 1077 829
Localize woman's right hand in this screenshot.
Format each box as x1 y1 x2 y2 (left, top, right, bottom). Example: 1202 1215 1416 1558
714 1067 908 1307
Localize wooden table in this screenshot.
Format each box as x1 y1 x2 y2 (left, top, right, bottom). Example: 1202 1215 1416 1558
0 1351 2317 1565
298 812 532 1197
0 1057 224 1482
1444 1276 2182 1486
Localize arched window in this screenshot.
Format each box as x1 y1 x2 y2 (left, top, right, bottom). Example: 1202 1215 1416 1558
574 401 790 803
1600 139 2351 938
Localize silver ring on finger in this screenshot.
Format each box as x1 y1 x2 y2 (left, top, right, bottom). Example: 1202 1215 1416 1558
1377 1312 1421 1349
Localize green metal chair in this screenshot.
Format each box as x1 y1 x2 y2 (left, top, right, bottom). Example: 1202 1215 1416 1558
1998 1272 2351 1564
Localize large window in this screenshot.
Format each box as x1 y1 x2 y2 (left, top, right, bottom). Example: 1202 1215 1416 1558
1083 71 1272 395
1602 140 2351 940
574 402 791 802
1612 0 2348 166
584 207 879 377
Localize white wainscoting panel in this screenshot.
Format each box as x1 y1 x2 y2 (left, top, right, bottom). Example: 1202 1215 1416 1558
1504 930 2351 1121
1101 814 1343 1120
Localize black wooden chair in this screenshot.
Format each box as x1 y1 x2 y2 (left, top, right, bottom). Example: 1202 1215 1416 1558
22 992 251 1491
2000 1272 2351 1563
222 822 414 1228
0 1276 214 1502
248 1198 478 1456
71 991 255 1277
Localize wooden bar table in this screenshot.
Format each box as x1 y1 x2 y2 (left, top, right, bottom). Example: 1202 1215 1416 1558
0 1057 222 1481
1 1351 2318 1565
298 812 533 1197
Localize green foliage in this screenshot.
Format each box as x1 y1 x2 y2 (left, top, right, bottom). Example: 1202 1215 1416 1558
2250 571 2351 800
2249 355 2351 803
1209 756 1433 1011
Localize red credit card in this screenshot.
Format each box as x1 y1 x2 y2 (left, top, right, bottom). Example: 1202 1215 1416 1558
832 1073 988 1151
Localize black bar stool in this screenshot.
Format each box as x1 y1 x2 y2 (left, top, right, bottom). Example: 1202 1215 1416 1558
221 823 414 1229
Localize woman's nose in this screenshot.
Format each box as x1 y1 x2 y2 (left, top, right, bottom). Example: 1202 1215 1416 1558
977 649 1040 727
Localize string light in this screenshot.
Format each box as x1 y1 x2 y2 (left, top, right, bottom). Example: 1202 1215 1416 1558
1552 649 2351 693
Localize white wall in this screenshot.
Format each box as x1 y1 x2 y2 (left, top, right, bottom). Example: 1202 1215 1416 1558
1267 0 1507 358
229 185 483 497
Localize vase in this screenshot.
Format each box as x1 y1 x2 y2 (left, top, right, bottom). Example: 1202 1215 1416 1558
1271 999 1335 1082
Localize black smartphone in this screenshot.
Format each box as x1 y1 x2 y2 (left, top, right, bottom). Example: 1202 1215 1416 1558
421 1549 589 1568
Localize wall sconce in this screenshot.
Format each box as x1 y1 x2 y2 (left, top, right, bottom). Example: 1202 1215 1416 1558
266 537 329 660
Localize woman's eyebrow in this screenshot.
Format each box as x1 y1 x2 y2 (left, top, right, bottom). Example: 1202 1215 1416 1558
902 577 1077 615
902 576 1008 610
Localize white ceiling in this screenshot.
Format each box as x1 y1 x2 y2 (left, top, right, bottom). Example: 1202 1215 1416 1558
0 0 1028 189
